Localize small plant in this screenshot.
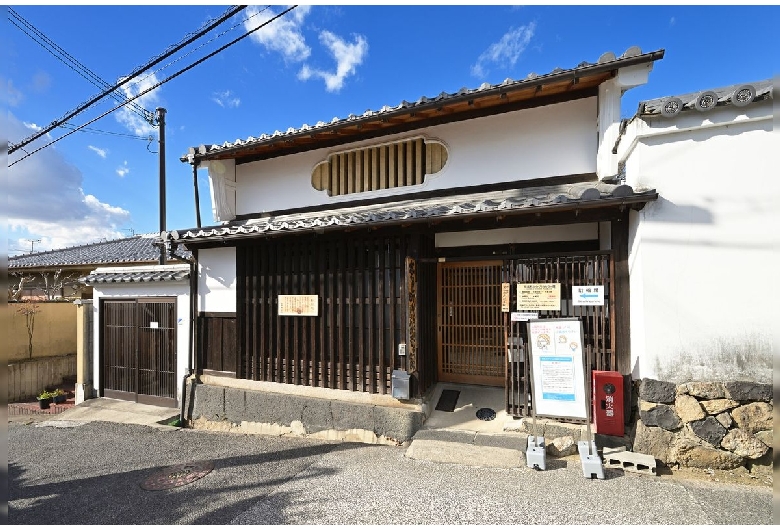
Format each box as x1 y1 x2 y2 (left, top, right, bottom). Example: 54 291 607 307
51 388 66 403
16 301 41 359
37 390 53 401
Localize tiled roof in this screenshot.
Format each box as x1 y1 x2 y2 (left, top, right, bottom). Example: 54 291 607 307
639 79 773 117
9 234 190 269
184 47 664 162
81 265 190 285
169 180 657 243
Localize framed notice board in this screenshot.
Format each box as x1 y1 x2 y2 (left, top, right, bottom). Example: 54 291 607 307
527 318 587 421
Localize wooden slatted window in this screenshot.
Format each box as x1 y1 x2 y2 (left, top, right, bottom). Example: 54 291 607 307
236 234 411 394
312 137 448 196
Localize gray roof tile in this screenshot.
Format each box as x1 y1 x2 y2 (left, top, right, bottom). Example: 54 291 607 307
639 79 773 117
82 268 190 285
169 180 657 243
9 234 190 269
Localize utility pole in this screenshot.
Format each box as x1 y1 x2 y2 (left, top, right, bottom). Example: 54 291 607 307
157 107 167 265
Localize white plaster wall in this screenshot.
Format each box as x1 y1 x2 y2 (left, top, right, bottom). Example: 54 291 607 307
198 247 237 313
235 97 597 215
92 281 191 405
435 223 598 247
625 107 774 383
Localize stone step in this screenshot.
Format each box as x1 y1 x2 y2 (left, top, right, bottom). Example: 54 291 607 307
405 438 525 469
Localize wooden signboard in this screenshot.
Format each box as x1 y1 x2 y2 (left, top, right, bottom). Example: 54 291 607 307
278 295 319 316
501 283 510 313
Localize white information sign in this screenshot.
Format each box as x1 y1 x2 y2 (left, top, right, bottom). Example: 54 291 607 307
517 283 560 311
527 318 587 420
572 285 605 306
511 312 538 321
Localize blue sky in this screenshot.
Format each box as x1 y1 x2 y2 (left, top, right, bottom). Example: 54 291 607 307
4 4 777 255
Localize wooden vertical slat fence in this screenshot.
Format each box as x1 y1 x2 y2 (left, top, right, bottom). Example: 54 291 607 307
236 234 410 394
505 251 614 417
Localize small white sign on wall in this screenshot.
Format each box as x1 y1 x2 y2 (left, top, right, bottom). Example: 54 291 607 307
572 285 604 306
150 322 159 329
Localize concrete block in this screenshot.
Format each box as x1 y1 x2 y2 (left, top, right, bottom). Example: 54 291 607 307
373 406 423 443
474 433 527 451
301 398 334 433
224 388 246 423
192 384 225 421
331 400 375 433
414 429 475 444
578 440 605 479
526 435 546 470
602 447 657 475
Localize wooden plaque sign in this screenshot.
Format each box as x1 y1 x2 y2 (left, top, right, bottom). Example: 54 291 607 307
501 283 510 312
278 295 319 316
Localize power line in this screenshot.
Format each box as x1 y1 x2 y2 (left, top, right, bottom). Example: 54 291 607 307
57 122 153 140
9 6 297 168
8 8 151 121
8 5 248 155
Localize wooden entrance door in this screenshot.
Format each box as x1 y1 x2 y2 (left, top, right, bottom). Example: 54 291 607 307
101 298 177 407
437 261 504 386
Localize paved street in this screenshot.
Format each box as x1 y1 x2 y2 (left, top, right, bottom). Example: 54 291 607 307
8 420 772 525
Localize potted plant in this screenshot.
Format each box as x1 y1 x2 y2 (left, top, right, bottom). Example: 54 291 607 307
52 388 66 404
37 390 53 410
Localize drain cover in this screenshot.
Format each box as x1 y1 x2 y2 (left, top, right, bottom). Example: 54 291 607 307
476 408 496 421
140 461 214 491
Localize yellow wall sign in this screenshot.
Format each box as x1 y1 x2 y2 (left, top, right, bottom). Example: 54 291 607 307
517 283 561 311
501 283 510 312
278 295 319 316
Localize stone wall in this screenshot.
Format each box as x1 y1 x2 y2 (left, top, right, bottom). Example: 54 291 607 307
632 379 772 472
185 382 424 446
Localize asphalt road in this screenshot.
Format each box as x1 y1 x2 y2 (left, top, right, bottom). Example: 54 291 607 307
8 420 773 525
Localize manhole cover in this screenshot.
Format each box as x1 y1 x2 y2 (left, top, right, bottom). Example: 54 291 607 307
140 461 214 491
476 408 496 421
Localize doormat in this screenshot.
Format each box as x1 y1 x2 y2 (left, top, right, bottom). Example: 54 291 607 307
476 408 496 421
435 389 460 412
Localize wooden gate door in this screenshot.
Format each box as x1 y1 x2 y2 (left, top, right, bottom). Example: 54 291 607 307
102 298 177 407
437 261 504 386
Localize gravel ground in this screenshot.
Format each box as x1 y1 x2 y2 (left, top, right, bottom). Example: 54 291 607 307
8 420 773 525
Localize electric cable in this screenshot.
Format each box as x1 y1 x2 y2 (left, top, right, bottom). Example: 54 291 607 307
8 5 248 155
9 6 296 168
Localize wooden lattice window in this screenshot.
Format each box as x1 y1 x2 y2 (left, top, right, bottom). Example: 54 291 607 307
311 137 448 196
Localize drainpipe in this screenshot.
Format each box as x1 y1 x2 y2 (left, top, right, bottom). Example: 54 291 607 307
192 157 202 229
180 247 199 426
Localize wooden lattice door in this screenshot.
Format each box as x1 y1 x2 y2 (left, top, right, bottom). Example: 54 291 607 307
437 261 504 386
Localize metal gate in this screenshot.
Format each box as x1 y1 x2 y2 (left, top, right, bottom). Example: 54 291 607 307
504 252 614 417
101 298 177 407
437 261 504 386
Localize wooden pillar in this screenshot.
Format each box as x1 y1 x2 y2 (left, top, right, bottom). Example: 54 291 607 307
611 214 630 375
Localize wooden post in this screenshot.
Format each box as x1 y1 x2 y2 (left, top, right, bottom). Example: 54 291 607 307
611 215 630 375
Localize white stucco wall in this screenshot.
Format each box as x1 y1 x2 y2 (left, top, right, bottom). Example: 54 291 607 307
624 102 774 383
234 97 597 216
435 223 599 247
198 247 237 313
91 274 191 406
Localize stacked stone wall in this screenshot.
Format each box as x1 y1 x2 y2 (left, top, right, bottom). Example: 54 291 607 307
631 379 772 472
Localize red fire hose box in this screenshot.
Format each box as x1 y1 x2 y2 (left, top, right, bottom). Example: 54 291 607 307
592 370 624 436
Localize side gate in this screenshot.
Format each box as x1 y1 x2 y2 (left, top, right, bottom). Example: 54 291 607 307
504 252 615 418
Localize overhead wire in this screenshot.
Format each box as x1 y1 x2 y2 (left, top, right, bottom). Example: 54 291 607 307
8 8 151 121
8 4 248 155
9 5 297 168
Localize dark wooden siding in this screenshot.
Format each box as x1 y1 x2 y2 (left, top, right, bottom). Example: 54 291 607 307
198 312 237 375
236 234 412 395
414 235 437 396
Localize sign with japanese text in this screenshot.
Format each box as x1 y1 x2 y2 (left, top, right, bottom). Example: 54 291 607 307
501 283 510 313
527 318 587 420
511 312 538 321
278 295 319 316
572 285 605 306
517 283 560 311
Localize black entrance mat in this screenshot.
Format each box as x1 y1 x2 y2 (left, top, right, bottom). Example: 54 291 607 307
435 389 460 412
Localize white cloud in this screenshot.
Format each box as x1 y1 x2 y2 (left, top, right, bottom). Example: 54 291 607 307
114 72 161 136
298 31 368 93
244 5 312 63
212 90 241 108
116 161 130 178
471 23 536 78
23 121 42 132
5 112 130 253
669 17 676 26
88 145 108 158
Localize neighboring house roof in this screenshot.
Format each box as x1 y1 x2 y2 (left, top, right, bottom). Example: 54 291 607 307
638 79 772 117
9 234 190 270
82 264 191 285
169 179 657 244
183 47 664 165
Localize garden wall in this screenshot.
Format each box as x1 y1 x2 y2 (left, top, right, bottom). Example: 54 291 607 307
631 379 772 473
